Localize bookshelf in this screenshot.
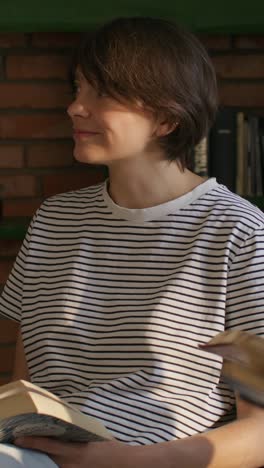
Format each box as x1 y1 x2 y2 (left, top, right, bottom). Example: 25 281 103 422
194 107 264 211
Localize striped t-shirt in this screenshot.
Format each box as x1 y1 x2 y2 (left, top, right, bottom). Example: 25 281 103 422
1 177 264 445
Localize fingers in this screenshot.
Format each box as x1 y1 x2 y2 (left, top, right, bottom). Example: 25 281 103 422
14 436 83 456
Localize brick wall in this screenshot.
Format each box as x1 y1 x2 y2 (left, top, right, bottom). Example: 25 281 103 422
0 33 108 382
0 32 264 383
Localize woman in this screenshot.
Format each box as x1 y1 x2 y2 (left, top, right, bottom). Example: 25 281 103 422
0 16 264 468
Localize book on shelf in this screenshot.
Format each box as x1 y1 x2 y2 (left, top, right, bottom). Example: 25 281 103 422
236 111 248 196
259 117 264 191
208 107 237 192
0 379 113 444
254 117 263 197
193 136 208 177
247 115 263 197
199 330 264 407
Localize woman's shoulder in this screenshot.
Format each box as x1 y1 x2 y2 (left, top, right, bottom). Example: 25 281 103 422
35 181 106 214
198 182 264 232
28 181 107 229
43 180 106 206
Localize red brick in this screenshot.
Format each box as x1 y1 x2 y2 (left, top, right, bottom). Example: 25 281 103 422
6 54 71 80
212 54 264 79
0 240 23 257
0 114 71 139
0 319 19 343
0 175 38 198
0 83 72 109
3 198 42 217
0 346 16 373
43 169 106 197
31 32 81 48
234 35 264 49
27 142 74 168
219 82 264 107
0 33 27 47
198 34 231 50
0 259 14 284
0 146 24 169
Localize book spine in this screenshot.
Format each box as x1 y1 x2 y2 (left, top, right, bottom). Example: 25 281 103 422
193 136 208 177
209 108 237 192
236 112 245 196
243 118 249 197
259 118 264 196
246 115 252 196
255 117 263 196
248 115 258 197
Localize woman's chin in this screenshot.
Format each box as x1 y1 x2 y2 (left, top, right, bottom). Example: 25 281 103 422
73 149 105 165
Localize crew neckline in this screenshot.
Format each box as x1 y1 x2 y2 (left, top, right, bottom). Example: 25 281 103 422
102 177 218 222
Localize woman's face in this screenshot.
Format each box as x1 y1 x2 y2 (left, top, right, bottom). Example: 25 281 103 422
67 69 161 166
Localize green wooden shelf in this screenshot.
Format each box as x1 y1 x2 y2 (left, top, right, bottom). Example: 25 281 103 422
0 0 263 33
0 218 29 240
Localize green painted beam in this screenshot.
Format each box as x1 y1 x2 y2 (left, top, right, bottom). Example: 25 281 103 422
0 0 263 33
0 219 29 240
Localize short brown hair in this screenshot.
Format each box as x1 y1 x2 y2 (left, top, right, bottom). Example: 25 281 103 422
71 17 218 169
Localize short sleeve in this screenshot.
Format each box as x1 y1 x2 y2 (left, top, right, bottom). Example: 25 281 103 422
226 226 264 336
0 212 38 323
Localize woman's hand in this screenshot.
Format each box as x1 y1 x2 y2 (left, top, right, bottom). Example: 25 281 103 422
14 437 132 468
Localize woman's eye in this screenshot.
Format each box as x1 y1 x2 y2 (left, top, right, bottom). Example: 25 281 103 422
97 89 109 99
71 81 80 96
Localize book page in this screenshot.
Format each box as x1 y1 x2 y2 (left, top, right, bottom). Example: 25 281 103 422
0 413 106 444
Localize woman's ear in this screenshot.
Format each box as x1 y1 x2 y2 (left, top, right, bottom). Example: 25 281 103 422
155 119 179 137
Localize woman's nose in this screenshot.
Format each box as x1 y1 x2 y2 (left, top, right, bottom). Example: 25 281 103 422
67 98 91 119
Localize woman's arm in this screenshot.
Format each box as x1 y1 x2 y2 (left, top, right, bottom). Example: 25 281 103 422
11 329 30 381
14 394 264 468
146 394 264 468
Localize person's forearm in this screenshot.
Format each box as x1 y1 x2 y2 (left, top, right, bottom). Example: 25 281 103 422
125 416 264 468
13 413 264 468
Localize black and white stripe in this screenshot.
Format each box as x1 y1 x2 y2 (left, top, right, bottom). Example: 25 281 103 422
1 178 264 445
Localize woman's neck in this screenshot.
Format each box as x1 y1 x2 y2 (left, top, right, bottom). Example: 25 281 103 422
108 157 205 209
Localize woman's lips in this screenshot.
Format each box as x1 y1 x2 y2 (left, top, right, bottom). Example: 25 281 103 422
73 130 100 139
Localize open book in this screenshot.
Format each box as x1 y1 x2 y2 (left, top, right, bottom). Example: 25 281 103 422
0 380 113 444
199 330 264 407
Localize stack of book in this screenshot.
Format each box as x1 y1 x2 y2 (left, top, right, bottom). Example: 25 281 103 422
193 108 264 202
